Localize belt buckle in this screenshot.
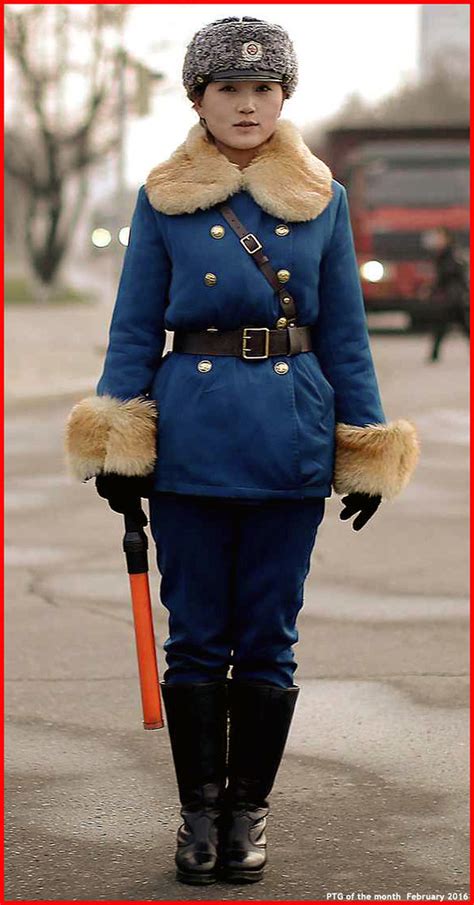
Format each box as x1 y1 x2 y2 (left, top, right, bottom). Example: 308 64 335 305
242 327 270 360
240 233 262 255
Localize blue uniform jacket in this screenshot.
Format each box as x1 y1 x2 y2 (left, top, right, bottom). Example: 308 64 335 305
65 120 419 501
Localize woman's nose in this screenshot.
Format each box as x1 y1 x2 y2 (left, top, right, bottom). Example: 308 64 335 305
237 98 256 113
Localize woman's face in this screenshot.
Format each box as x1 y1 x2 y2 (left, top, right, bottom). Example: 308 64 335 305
193 80 285 151
431 228 451 251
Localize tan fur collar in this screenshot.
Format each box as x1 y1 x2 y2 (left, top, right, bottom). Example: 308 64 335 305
145 119 333 222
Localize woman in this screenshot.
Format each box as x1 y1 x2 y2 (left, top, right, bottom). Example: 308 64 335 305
65 16 420 886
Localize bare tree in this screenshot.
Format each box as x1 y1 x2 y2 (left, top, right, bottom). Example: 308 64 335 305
374 61 469 126
5 5 162 292
318 62 469 133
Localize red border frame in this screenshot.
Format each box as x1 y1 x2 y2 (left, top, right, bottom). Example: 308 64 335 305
2 3 471 904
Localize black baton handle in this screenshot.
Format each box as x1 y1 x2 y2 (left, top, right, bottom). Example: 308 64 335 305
123 512 149 574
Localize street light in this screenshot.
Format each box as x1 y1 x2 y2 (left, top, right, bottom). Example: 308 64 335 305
118 226 130 246
91 227 112 248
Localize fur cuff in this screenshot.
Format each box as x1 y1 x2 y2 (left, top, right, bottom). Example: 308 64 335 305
65 395 157 481
333 419 420 500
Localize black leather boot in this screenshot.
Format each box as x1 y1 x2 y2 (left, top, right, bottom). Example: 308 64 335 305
222 680 300 883
160 681 228 885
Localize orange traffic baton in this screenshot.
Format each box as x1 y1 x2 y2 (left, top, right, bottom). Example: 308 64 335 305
123 512 164 730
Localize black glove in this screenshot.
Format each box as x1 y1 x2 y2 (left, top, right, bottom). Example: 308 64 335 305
95 473 154 527
339 492 382 531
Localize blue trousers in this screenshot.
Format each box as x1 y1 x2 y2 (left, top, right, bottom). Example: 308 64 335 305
149 492 326 688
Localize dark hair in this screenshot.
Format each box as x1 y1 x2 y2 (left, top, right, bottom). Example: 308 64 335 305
190 84 206 102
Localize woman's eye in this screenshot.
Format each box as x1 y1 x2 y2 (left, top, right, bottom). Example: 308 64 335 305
218 84 271 92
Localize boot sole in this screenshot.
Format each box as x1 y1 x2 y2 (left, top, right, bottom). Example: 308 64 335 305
222 866 264 883
176 868 218 885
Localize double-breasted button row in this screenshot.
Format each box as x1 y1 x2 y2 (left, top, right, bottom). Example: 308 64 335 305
205 224 290 286
206 270 290 286
210 223 289 239
205 271 291 286
197 359 289 374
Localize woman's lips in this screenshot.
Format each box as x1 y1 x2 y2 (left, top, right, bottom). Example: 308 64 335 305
234 123 258 128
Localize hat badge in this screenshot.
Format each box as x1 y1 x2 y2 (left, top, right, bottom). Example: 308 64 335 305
241 41 263 62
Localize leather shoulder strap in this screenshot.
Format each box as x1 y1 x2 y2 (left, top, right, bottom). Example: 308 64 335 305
217 202 297 325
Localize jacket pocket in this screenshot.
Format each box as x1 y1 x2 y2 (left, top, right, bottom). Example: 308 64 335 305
292 353 335 486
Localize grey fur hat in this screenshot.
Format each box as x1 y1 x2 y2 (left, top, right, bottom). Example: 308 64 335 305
182 16 298 100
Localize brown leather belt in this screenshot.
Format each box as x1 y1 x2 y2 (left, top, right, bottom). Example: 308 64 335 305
172 325 313 360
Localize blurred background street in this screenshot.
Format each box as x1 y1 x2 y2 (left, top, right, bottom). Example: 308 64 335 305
4 3 470 901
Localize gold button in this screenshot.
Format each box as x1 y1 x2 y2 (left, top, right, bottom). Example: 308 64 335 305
276 317 288 328
197 360 212 373
275 224 290 237
277 269 291 283
274 361 289 375
210 225 225 239
204 272 217 286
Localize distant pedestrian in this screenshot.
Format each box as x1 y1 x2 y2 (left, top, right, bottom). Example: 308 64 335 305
425 226 470 362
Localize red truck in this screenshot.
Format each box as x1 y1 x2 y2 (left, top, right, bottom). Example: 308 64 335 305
322 126 469 329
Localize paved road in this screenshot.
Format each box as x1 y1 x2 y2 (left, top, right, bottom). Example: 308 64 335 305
4 328 469 901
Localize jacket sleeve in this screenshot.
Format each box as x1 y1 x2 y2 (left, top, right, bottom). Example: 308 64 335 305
312 184 420 500
64 185 171 481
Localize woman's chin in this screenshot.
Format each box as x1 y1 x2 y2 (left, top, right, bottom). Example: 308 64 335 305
220 128 267 149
